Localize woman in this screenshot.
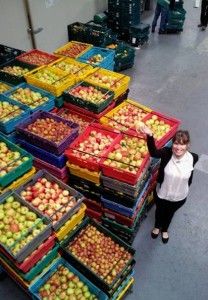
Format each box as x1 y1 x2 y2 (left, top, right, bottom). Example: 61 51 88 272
139 125 198 243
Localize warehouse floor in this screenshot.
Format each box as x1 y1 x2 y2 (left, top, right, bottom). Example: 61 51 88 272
1 1 208 300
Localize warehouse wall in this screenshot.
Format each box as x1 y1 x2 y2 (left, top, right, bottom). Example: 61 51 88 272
0 0 107 51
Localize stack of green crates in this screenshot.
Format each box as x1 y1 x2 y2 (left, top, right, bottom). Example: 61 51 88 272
167 1 186 32
129 23 150 46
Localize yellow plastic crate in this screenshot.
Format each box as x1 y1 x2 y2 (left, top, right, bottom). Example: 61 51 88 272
54 41 93 59
116 277 134 300
55 204 86 241
85 67 131 99
67 162 100 184
24 65 75 97
100 98 152 132
48 57 94 83
0 167 36 195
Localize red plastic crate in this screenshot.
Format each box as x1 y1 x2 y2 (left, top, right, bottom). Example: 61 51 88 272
86 208 102 222
64 101 115 120
65 123 120 172
83 198 103 212
16 49 59 66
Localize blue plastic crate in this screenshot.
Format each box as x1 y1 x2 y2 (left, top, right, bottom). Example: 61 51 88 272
29 257 108 300
4 82 55 114
16 137 67 169
0 131 17 143
101 176 151 217
77 47 115 69
0 94 30 134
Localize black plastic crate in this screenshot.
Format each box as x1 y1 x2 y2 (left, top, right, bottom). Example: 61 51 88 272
0 44 25 66
67 22 89 42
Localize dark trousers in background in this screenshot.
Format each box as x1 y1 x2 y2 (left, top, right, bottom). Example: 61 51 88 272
152 3 169 31
154 193 186 232
201 0 208 27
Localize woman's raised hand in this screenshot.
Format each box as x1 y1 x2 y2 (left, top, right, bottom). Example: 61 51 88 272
135 121 153 136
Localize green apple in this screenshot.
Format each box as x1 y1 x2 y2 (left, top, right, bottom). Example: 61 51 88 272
6 196 14 203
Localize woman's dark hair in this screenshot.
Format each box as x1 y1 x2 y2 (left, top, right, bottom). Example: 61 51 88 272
172 130 190 145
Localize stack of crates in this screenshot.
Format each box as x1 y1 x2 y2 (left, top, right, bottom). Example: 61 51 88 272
167 0 186 33
129 23 150 47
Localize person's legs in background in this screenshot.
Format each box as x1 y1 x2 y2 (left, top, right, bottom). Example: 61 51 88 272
152 3 162 32
199 0 208 30
159 5 169 33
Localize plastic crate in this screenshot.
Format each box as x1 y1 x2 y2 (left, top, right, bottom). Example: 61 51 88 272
24 65 75 97
33 158 68 180
16 49 58 66
67 22 89 42
0 94 30 134
112 275 134 300
15 169 84 231
0 59 35 85
86 207 102 222
16 137 67 168
16 110 79 155
77 47 115 68
67 162 100 184
61 217 135 292
114 88 129 106
65 123 120 172
63 81 114 114
0 80 13 94
4 82 55 113
54 41 93 59
55 203 86 241
83 198 103 212
0 44 25 66
84 67 131 99
64 100 115 119
0 134 33 187
0 191 52 263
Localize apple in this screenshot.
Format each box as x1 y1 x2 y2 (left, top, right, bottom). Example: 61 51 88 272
87 71 122 89
56 43 90 58
144 114 171 140
2 65 29 77
18 51 57 66
0 82 11 94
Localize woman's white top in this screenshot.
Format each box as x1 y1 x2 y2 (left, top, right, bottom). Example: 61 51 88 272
157 151 194 202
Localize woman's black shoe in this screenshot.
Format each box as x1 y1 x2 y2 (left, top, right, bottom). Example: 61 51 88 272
161 232 169 243
151 229 159 239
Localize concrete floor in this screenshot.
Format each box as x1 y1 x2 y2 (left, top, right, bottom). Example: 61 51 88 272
1 1 208 300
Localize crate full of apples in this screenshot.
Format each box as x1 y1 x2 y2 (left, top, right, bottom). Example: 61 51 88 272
16 111 79 155
64 81 114 114
0 191 52 263
0 95 30 134
61 218 135 291
100 99 152 134
4 82 55 113
24 66 75 97
101 135 150 185
16 49 58 66
54 41 93 59
16 170 84 231
0 81 12 94
65 123 120 172
30 257 107 300
85 67 131 99
0 135 33 187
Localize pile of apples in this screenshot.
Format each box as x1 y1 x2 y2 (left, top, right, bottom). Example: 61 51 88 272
87 54 104 65
0 142 29 177
58 109 90 133
26 117 73 144
10 87 49 109
0 82 10 94
0 195 47 255
39 264 98 300
53 61 83 74
69 85 109 104
34 69 64 85
20 177 77 225
87 71 121 89
58 43 90 58
18 52 57 66
68 224 132 284
1 65 29 77
0 101 23 123
144 115 171 140
103 136 148 174
71 129 114 163
106 103 149 132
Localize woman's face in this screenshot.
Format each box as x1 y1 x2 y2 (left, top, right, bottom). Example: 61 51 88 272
172 142 188 158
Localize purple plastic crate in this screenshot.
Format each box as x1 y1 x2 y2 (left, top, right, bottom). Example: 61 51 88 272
16 111 79 155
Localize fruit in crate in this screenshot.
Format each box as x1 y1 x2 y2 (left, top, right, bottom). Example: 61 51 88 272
20 177 77 224
19 53 56 66
0 195 47 255
26 117 72 143
1 65 29 76
88 71 121 89
145 115 171 140
0 82 10 94
0 101 23 122
103 136 148 174
10 87 49 108
0 142 29 177
69 85 109 104
71 130 114 163
58 43 89 58
106 103 149 132
87 54 104 65
34 69 64 85
53 61 82 74
68 224 132 284
39 264 98 300
58 109 90 133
